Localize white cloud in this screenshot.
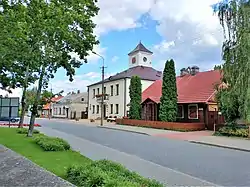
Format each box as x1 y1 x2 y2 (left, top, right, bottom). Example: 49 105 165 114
111 56 119 63
149 0 224 72
93 0 154 35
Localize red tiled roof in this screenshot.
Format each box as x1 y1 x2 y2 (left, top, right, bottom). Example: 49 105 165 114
142 70 222 104
42 96 63 110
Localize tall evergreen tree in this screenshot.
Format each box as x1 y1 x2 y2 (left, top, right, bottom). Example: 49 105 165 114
159 59 178 122
129 76 142 120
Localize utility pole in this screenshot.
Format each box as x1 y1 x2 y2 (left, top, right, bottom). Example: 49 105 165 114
93 52 105 126
49 83 52 120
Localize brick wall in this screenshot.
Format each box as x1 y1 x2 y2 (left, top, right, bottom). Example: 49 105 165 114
116 118 205 131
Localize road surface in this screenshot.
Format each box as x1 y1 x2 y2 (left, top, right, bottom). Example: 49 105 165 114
35 118 250 186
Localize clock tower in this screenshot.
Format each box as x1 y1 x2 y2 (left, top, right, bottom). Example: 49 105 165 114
128 42 153 68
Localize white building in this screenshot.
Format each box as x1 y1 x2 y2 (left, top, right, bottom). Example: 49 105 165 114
87 42 162 119
53 91 88 119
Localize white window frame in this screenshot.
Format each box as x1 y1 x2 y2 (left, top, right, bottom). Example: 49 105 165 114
188 104 198 119
177 105 184 119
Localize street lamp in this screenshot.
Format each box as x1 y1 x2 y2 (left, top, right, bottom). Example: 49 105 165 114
92 51 105 126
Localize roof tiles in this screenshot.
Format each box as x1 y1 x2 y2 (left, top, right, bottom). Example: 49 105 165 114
142 70 222 104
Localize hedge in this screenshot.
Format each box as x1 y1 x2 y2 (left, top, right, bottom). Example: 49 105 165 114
66 160 163 187
16 128 40 134
34 135 71 151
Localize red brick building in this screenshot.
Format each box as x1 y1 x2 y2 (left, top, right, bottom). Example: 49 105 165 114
141 69 225 130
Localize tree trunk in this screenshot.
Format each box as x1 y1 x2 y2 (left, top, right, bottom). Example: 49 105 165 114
19 87 27 128
19 65 30 128
27 66 45 137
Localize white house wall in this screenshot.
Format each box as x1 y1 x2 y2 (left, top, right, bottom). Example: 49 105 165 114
88 78 155 119
88 79 126 119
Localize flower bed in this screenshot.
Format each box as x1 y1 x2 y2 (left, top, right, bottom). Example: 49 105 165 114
0 123 41 127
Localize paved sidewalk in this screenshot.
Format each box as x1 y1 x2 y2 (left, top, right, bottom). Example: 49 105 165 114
190 136 250 152
38 126 217 186
0 144 74 187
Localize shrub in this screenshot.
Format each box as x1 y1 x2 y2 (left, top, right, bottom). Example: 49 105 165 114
66 164 142 187
66 161 164 187
17 128 40 134
216 126 248 137
91 160 163 187
34 135 70 151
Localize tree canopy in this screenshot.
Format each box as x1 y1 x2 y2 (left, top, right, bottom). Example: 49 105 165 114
213 0 250 123
0 0 99 135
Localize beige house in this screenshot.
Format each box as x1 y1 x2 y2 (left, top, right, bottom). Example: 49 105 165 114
53 91 88 119
87 42 162 119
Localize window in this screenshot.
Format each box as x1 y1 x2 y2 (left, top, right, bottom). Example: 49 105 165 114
115 104 119 114
104 87 106 94
92 105 95 114
93 89 95 98
188 104 198 119
110 104 113 114
63 107 65 115
116 84 119 95
59 108 61 115
177 105 184 118
81 98 84 102
97 105 99 114
110 85 114 96
97 88 100 95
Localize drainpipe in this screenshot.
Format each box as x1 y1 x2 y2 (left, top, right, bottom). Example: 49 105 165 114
87 87 89 119
124 78 127 117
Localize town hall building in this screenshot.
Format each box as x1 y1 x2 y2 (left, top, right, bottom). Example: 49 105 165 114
87 42 162 119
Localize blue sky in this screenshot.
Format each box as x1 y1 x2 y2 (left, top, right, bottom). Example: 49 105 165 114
2 0 225 97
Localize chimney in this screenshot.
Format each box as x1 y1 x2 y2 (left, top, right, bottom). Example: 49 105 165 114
190 66 199 76
180 68 189 77
77 90 80 94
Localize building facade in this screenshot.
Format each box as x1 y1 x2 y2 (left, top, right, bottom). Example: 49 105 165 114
141 69 225 130
53 91 88 119
88 42 162 119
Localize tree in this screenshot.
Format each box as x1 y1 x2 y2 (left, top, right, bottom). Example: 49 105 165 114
1 1 99 136
159 59 178 122
129 76 142 120
213 0 250 123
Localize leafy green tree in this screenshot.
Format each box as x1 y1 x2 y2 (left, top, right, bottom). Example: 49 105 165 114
129 76 142 120
214 0 250 123
216 88 240 124
1 1 99 136
159 59 178 122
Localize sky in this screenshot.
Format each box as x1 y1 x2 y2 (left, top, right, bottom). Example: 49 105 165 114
1 0 224 98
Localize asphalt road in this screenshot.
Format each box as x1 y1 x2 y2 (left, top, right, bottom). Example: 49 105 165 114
35 118 250 186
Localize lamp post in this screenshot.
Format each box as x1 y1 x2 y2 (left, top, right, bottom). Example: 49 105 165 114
93 52 105 126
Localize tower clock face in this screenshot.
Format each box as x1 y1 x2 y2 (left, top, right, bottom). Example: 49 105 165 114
132 57 136 64
143 57 147 62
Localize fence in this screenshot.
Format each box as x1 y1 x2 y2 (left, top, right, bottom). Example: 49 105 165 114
116 118 205 131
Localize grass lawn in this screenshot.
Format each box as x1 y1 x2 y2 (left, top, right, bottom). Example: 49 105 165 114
0 128 92 179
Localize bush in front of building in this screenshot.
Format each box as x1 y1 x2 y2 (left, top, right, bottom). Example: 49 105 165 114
215 126 248 137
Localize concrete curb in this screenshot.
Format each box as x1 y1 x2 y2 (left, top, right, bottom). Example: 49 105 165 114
97 126 150 136
189 141 250 152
